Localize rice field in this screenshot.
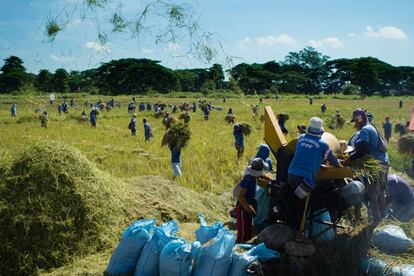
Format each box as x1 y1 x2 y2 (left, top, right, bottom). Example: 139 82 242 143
0 94 413 194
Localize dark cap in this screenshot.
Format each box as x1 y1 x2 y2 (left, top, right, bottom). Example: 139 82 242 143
249 157 269 171
350 108 367 123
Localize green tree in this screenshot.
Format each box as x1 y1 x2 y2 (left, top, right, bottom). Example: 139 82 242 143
208 64 224 89
53 68 69 92
0 56 29 93
35 69 53 92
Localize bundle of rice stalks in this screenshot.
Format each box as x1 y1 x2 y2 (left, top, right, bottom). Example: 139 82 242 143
398 134 414 155
161 122 191 150
0 142 123 275
154 111 165 118
347 155 383 182
179 112 187 120
240 122 252 135
276 114 290 121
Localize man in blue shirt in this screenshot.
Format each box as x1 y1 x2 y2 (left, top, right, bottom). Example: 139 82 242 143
287 117 340 241
143 118 152 142
128 114 137 136
90 108 98 127
170 145 182 179
347 108 389 222
382 116 392 142
233 123 244 159
388 174 414 222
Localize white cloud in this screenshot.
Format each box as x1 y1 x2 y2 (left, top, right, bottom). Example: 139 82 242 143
309 37 344 49
347 32 356 38
362 25 407 40
238 37 252 50
85 41 110 52
50 54 72 63
165 43 181 52
141 48 155 54
255 34 296 46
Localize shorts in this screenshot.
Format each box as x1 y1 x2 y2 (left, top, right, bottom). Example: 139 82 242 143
172 162 182 177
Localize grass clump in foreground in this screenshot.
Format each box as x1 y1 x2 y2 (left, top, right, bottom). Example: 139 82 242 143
0 142 230 275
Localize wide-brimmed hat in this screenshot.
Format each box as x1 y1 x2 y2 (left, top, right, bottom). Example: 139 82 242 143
350 108 367 123
249 157 269 171
307 117 324 135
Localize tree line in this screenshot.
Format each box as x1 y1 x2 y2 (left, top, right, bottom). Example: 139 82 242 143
1 47 413 96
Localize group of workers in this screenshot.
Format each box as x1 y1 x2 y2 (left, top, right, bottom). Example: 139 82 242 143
234 107 414 244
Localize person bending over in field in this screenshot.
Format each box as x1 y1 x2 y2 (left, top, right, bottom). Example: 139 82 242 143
129 114 137 136
143 118 152 142
233 123 244 159
387 174 414 222
235 158 269 243
40 111 49 128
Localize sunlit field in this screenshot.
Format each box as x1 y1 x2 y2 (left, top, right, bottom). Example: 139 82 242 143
1 94 413 194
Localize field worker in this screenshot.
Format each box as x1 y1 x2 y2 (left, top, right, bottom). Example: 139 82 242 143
163 112 171 129
382 116 392 142
252 104 259 115
184 110 191 124
346 108 389 222
40 111 49 128
170 145 182 179
287 117 340 242
146 102 152 111
253 144 273 232
129 114 137 136
297 124 307 135
10 104 16 117
62 100 68 113
235 158 269 243
277 114 289 135
90 108 98 127
226 108 235 124
309 97 313 105
367 112 374 123
223 97 226 103
320 103 327 113
387 174 414 222
57 104 62 115
127 102 135 113
143 118 152 142
203 108 209 120
70 98 75 108
399 100 403 109
131 96 136 103
81 110 86 120
109 97 115 108
233 123 244 158
192 102 197 112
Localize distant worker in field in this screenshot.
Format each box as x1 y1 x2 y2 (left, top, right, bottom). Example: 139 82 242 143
399 100 403 109
170 144 182 180
259 98 263 104
146 102 152 111
70 98 75 108
226 108 235 124
143 118 152 142
10 104 16 117
235 157 269 243
387 174 414 222
382 116 392 142
346 108 389 222
277 114 289 135
309 97 313 105
109 97 115 108
287 117 340 242
57 104 62 115
81 110 87 120
233 123 244 159
252 104 259 115
320 103 327 113
297 124 307 135
192 102 197 113
129 114 137 136
203 108 209 120
40 111 49 128
223 97 226 103
128 101 135 114
62 100 68 113
163 112 172 129
90 108 98 127
184 110 191 124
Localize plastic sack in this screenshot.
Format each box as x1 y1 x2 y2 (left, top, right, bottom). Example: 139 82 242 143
253 186 271 231
105 219 156 276
310 210 336 242
342 180 365 207
193 229 236 276
361 258 414 276
228 243 280 276
134 220 179 276
195 214 224 244
159 239 201 276
372 224 413 254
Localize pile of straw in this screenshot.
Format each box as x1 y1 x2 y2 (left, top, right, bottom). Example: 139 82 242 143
240 122 252 135
161 122 191 150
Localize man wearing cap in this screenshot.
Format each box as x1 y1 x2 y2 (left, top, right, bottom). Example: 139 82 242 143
287 117 340 242
236 157 269 243
347 108 389 222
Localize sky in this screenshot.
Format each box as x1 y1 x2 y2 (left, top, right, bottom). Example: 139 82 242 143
0 0 413 73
